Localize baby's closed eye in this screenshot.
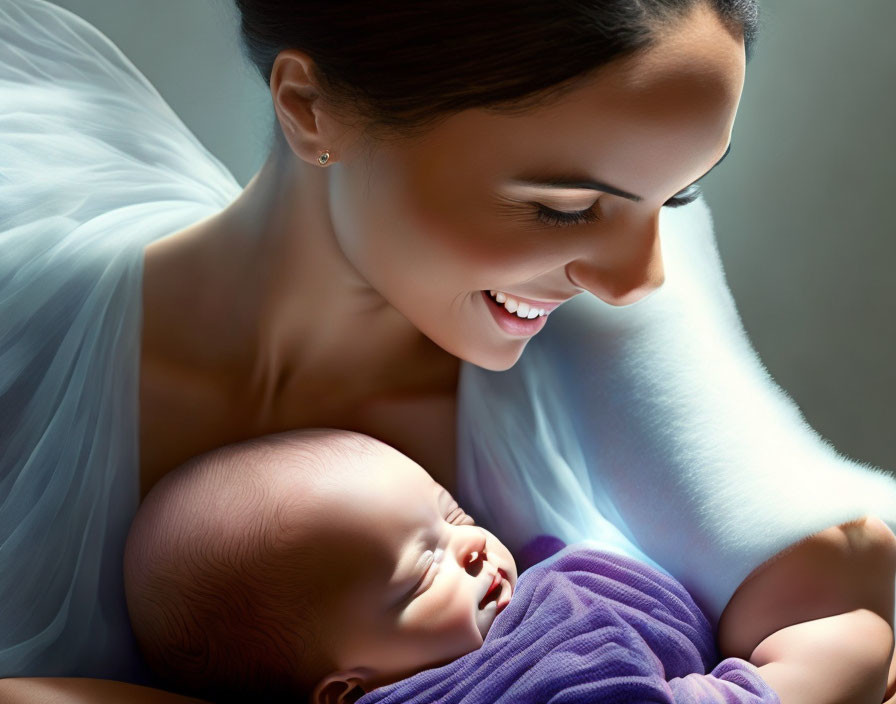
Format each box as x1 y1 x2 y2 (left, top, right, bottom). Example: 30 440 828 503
444 500 475 526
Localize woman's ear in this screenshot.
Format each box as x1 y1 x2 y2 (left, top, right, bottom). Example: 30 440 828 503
269 49 356 167
269 49 323 158
310 669 370 704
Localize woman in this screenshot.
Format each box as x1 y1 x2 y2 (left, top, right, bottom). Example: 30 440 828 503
1 0 894 701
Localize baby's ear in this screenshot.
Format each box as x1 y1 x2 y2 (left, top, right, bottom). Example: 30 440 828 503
310 669 369 704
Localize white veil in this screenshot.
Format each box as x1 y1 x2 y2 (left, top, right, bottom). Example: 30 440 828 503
0 0 240 680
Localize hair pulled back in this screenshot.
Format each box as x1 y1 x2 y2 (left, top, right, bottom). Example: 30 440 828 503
234 0 760 146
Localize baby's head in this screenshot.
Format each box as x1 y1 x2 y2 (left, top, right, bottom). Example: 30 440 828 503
124 429 517 703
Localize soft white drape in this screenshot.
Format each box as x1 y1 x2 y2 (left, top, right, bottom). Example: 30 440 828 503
0 0 241 681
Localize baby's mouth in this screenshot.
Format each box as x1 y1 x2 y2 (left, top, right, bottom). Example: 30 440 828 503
479 568 511 614
475 569 514 640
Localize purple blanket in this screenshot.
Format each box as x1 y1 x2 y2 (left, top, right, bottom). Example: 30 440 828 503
359 540 780 703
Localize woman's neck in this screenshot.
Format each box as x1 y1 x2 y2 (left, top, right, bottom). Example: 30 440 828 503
141 148 457 421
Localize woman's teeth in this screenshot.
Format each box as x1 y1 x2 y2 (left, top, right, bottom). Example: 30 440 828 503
488 290 546 319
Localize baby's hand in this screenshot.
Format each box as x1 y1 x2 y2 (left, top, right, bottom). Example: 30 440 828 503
750 609 892 704
719 516 896 704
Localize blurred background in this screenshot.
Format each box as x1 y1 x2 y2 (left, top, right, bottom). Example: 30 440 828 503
50 0 895 474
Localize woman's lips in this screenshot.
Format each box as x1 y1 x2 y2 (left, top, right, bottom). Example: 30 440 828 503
481 291 549 337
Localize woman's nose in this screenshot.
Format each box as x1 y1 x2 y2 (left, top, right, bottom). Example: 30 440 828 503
566 211 666 306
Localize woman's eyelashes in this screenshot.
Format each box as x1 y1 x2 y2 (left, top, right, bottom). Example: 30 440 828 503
533 183 703 226
509 182 704 228
663 184 702 208
533 201 602 227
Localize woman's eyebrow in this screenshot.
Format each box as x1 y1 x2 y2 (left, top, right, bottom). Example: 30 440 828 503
506 142 733 202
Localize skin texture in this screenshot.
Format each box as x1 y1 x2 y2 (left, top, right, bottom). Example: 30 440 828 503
138 3 746 497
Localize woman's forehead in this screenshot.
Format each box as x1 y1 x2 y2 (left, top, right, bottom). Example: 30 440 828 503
389 17 744 204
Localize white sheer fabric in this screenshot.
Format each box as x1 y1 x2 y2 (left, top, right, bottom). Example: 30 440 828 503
0 0 241 681
2 0 895 686
456 196 896 628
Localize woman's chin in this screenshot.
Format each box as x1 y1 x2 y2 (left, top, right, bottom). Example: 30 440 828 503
457 326 530 371
460 343 526 373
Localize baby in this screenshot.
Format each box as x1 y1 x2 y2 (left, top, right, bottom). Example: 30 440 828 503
123 428 518 704
125 428 896 704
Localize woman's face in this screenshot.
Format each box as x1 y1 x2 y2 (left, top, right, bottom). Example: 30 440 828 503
328 5 746 371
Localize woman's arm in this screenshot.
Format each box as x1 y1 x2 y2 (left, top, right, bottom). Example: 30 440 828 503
0 678 210 704
718 515 896 704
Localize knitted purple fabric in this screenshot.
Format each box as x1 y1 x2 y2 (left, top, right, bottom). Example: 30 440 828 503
359 543 779 703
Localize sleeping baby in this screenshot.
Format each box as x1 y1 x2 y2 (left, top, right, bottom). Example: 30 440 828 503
124 428 518 703
124 429 894 704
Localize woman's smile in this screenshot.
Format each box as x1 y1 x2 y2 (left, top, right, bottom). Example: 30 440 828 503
481 290 551 337
488 290 567 315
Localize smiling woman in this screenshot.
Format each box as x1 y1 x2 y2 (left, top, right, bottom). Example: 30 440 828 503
194 2 746 378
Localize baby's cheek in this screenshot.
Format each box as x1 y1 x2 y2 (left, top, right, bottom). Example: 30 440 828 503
408 590 483 659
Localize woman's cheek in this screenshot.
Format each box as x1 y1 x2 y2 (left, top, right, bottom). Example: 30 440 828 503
390 176 534 278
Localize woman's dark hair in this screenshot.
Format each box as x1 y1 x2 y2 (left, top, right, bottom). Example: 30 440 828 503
234 0 760 146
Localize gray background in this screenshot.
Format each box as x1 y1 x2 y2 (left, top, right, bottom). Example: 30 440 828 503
50 0 895 474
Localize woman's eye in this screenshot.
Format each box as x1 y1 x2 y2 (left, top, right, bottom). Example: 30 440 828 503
532 182 703 226
533 201 602 227
662 184 703 208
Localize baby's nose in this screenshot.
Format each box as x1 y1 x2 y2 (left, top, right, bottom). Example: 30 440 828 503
455 528 488 576
465 549 485 575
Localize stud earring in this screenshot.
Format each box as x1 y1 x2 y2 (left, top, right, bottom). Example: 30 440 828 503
318 151 331 166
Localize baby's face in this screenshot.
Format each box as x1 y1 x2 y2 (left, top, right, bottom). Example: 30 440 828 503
312 445 518 692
